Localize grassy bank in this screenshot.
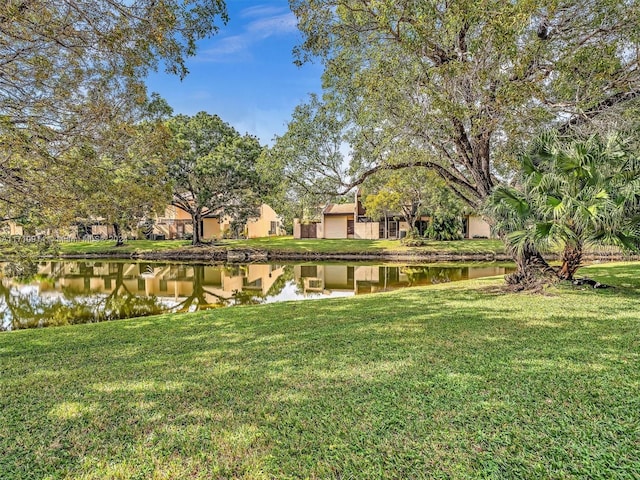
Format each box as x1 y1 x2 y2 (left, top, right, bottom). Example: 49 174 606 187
223 237 506 254
54 236 506 257
1 263 639 478
57 239 192 255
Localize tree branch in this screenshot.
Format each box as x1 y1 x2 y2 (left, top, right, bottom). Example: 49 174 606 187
558 90 640 133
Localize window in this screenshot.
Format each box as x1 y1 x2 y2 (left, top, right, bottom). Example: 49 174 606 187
300 265 318 277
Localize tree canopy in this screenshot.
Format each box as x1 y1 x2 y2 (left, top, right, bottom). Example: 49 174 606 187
289 0 640 207
361 167 465 238
0 0 228 225
167 112 267 245
73 108 175 245
262 94 351 228
488 131 640 283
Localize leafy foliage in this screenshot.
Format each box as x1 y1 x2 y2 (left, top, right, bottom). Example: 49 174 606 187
487 131 640 280
68 99 175 245
361 167 466 239
289 0 640 208
424 217 463 241
0 0 227 228
167 112 267 244
264 95 350 226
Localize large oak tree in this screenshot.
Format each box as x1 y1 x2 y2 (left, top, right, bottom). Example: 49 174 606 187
289 0 640 208
167 112 267 245
0 0 227 225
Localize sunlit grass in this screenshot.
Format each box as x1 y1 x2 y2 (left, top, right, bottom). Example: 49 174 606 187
57 236 506 256
0 262 639 478
58 239 191 254
222 236 506 253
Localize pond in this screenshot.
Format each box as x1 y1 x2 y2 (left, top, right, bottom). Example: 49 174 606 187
0 260 514 330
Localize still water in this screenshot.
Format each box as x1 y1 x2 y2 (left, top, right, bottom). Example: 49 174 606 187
0 260 514 330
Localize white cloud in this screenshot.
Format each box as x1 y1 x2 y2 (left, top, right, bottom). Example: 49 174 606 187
240 5 284 19
196 5 298 63
200 35 251 61
247 12 298 38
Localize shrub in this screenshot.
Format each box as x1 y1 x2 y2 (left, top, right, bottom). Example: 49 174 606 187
425 216 463 241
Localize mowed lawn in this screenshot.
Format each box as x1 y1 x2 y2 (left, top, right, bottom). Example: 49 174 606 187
57 239 192 255
0 263 639 479
56 236 506 256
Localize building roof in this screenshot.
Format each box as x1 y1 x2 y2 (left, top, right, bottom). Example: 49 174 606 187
323 203 356 215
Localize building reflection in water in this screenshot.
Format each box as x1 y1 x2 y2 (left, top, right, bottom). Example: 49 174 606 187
0 261 512 330
294 264 509 295
38 262 288 308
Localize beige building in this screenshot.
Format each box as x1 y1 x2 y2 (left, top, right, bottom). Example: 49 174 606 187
463 214 492 239
293 193 493 240
246 204 283 239
154 203 284 240
33 262 286 307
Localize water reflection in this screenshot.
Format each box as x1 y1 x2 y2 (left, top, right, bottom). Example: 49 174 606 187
0 261 513 330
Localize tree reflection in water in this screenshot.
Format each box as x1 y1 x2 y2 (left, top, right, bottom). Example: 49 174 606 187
0 261 512 330
171 265 229 311
0 262 166 330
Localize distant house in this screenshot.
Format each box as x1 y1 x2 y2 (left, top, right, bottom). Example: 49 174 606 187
2 219 98 240
153 203 284 240
246 204 285 239
294 196 423 240
293 192 493 240
152 205 195 240
462 214 492 239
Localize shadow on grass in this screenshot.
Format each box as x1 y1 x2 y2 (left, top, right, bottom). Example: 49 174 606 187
1 277 639 478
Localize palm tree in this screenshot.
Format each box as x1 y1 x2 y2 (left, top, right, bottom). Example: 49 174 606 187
486 184 557 287
488 131 640 284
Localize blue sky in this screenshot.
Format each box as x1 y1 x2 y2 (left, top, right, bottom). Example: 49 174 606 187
145 0 323 145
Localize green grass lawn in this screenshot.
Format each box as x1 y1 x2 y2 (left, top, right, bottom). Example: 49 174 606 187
223 236 506 254
1 262 639 479
56 236 506 256
57 239 192 255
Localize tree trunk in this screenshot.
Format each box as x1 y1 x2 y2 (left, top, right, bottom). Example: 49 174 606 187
403 203 418 235
384 211 388 239
113 223 124 247
191 212 202 245
558 242 583 280
506 243 557 290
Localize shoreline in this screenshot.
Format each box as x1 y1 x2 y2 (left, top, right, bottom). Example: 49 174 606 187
49 247 639 263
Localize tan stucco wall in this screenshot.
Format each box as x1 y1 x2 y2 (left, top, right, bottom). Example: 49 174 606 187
323 215 350 239
324 265 350 289
293 219 301 239
163 205 192 220
247 204 280 238
202 218 221 239
467 215 492 238
354 266 379 282
354 221 380 240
